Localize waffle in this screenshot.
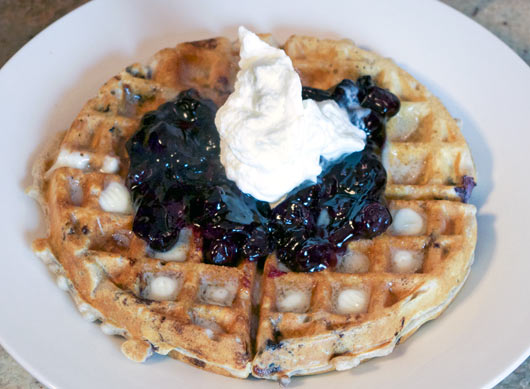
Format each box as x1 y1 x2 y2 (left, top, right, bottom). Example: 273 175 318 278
29 33 477 381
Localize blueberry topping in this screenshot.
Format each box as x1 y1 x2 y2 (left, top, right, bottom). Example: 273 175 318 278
126 89 270 265
352 201 392 237
330 75 399 148
127 79 399 272
361 86 401 117
204 238 238 266
290 237 337 273
356 75 375 101
322 149 387 200
242 225 271 260
133 198 180 251
271 147 392 271
359 111 385 147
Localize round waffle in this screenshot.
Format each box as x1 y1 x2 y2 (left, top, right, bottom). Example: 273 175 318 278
29 33 477 382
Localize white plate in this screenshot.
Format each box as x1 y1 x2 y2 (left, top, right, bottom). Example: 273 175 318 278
1 0 529 388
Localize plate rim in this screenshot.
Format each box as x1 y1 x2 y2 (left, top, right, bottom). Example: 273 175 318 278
1 1 529 388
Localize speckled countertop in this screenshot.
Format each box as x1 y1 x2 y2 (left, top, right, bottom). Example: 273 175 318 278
0 0 529 388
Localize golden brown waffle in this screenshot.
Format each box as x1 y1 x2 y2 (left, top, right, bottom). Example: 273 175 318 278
29 33 477 381
30 37 253 378
250 36 477 382
252 200 476 380
283 36 476 201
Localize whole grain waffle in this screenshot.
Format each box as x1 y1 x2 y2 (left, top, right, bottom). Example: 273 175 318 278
29 33 477 382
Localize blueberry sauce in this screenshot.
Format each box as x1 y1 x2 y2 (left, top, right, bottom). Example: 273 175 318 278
270 146 392 272
126 89 271 265
126 77 400 271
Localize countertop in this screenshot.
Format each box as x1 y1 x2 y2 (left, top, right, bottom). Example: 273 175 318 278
0 0 529 388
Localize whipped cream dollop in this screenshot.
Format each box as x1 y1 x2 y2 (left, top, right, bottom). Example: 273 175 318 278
215 26 366 202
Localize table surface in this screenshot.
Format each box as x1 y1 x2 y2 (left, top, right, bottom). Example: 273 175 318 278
0 0 528 388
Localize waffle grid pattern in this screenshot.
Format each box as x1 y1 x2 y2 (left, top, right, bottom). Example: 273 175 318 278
283 36 475 201
42 164 255 375
33 38 258 377
253 200 476 378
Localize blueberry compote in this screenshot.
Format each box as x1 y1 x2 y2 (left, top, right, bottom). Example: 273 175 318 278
126 89 271 266
126 77 400 272
302 76 400 148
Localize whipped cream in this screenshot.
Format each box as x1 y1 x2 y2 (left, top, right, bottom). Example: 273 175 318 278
215 27 366 202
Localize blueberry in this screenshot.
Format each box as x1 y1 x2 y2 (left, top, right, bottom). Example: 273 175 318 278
322 149 386 200
291 237 337 272
204 238 238 266
332 79 360 110
241 226 270 261
327 220 356 248
326 201 391 247
361 86 400 117
165 200 187 231
361 111 385 147
272 201 314 229
276 227 308 267
175 91 201 124
454 175 477 203
302 86 331 101
133 200 180 251
352 201 392 238
356 75 375 101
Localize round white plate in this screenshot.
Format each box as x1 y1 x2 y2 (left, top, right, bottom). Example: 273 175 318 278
1 0 529 388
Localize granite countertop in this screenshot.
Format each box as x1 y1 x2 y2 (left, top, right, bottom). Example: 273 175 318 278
0 0 528 388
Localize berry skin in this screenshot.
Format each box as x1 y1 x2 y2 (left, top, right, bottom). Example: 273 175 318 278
204 238 238 266
356 75 375 101
293 238 337 272
361 86 400 117
133 199 180 251
302 86 331 101
455 175 476 203
352 201 392 238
